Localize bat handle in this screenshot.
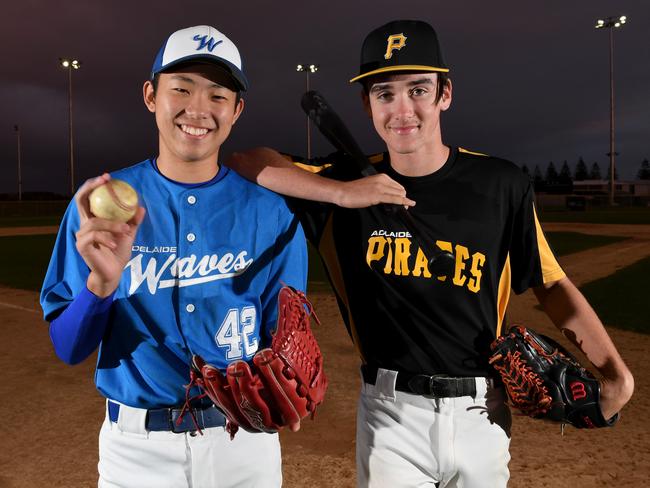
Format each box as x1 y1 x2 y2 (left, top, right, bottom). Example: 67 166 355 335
387 206 455 277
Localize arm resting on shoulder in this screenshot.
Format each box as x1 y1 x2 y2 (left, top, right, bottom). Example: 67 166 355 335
533 277 634 419
227 147 415 208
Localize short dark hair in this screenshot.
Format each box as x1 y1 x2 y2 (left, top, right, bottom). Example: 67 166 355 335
151 73 242 106
363 71 449 104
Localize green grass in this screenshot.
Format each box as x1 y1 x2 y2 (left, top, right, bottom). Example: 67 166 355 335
536 232 648 333
545 231 629 257
579 256 650 334
0 235 330 293
2 233 646 336
0 234 56 291
539 207 650 225
0 235 330 294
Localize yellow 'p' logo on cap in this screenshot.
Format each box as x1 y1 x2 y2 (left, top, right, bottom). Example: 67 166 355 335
384 33 407 60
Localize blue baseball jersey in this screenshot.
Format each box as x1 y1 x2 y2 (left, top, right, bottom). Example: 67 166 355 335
41 159 307 408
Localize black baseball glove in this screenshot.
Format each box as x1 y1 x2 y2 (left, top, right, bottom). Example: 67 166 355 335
489 325 619 428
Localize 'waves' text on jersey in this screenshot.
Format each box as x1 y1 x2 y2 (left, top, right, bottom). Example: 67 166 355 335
126 246 253 295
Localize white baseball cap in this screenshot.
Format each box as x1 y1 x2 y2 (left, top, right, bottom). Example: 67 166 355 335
150 25 249 91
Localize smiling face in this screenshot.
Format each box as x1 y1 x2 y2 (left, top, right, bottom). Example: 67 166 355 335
363 72 452 162
143 63 244 179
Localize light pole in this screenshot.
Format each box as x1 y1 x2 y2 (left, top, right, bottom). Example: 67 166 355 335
296 64 319 159
14 125 22 201
595 15 627 206
59 58 81 196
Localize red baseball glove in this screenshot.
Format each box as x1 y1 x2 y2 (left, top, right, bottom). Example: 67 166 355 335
190 286 328 437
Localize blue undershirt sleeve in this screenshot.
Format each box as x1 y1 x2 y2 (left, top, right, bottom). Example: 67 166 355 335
49 286 115 365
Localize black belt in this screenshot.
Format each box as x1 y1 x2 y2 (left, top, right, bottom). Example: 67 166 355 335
108 400 225 433
361 365 479 398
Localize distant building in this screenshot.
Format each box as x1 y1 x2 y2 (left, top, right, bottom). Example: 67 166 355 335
572 180 650 197
536 179 650 209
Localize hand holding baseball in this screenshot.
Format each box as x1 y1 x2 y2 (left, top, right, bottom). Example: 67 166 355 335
75 174 146 297
89 178 139 222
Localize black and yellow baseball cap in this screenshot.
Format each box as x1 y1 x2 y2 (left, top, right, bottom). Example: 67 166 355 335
350 20 449 83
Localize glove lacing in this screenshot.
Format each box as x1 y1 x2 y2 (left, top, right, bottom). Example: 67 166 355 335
179 368 209 436
489 349 553 416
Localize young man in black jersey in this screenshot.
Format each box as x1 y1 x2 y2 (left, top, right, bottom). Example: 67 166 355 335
228 19 633 488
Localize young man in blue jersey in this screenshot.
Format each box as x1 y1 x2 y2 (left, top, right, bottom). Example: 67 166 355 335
41 25 306 487
228 19 634 488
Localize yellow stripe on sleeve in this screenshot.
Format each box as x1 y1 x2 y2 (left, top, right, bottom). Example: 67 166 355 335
368 153 384 164
458 147 488 157
293 162 332 174
533 206 566 283
496 254 511 337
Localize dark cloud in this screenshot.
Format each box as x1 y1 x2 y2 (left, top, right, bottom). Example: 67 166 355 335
1 0 648 194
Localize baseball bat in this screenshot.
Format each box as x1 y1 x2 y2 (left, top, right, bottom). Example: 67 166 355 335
300 90 454 276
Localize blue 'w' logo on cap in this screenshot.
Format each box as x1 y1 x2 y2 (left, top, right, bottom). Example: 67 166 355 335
193 35 223 52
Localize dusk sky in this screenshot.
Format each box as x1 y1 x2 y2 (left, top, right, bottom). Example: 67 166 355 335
1 0 649 195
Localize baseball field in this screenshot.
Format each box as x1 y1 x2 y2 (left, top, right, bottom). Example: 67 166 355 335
0 217 648 487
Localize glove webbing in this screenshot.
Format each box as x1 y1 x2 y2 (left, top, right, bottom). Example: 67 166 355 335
277 286 323 394
489 350 553 416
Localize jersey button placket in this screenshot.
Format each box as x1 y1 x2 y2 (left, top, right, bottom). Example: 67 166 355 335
179 191 201 322
183 192 198 245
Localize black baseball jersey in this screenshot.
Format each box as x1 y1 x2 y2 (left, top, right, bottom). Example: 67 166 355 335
292 147 565 378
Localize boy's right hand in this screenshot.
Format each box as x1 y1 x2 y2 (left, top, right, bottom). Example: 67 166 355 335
74 174 146 297
334 174 416 209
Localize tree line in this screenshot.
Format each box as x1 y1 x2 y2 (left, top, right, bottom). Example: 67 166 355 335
521 158 650 192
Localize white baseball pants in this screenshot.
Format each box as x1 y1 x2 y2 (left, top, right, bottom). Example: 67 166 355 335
98 402 282 488
356 368 511 488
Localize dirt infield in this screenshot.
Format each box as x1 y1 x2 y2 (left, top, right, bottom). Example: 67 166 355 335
0 223 648 487
0 226 59 237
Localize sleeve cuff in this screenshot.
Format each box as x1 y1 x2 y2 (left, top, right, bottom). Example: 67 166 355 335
81 285 115 313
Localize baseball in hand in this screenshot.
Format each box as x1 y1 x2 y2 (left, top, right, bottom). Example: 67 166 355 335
89 179 139 222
